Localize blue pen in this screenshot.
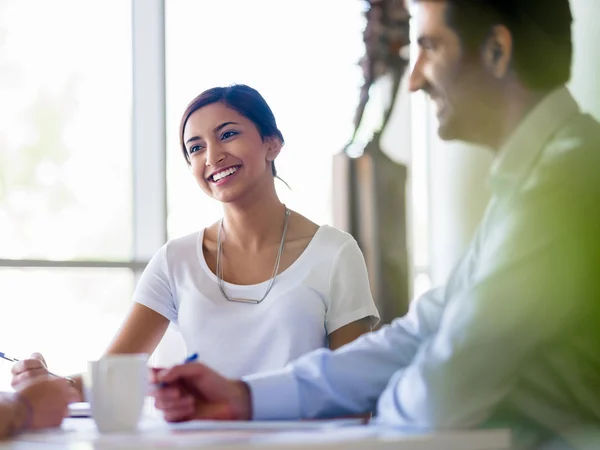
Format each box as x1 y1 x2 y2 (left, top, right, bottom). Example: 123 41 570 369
0 352 19 363
156 353 198 388
184 353 199 363
0 352 75 384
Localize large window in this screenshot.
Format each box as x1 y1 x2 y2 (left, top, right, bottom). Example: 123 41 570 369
0 0 132 261
165 0 366 238
0 0 134 389
0 0 432 389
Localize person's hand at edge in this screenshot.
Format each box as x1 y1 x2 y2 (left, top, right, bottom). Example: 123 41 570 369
8 377 79 434
152 363 251 422
10 353 50 388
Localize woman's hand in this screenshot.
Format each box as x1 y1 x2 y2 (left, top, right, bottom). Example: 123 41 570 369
11 353 50 388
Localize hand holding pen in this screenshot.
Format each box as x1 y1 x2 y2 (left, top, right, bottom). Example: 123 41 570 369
151 353 252 422
3 352 75 388
151 352 199 389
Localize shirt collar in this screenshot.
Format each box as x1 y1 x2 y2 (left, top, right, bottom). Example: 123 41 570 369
489 86 580 194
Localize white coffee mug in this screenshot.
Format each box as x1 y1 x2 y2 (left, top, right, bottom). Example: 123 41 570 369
84 354 148 433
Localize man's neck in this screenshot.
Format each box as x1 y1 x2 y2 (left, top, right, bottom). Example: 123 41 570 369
485 85 549 152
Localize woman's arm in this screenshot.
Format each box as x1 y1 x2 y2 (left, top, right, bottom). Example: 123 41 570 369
325 238 380 348
104 303 170 355
69 304 170 399
13 244 176 400
328 317 372 350
12 304 170 401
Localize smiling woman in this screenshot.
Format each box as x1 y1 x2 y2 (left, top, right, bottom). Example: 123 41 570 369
11 85 380 400
179 86 284 205
127 85 379 376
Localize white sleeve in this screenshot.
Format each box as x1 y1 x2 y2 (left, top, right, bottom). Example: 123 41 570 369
132 244 178 325
325 239 380 334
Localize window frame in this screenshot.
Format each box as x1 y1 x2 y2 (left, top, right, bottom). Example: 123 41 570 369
0 0 167 281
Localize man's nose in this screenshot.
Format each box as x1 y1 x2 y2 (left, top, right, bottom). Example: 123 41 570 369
408 57 426 93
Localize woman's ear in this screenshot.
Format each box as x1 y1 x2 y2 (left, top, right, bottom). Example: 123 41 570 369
265 137 282 162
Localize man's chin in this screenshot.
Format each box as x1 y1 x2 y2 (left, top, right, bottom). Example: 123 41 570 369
436 111 471 142
437 122 459 141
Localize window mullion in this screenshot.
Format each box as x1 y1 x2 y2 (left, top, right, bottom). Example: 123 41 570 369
131 0 167 269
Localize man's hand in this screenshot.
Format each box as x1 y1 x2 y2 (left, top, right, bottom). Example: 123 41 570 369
11 353 50 388
151 363 252 422
13 377 79 431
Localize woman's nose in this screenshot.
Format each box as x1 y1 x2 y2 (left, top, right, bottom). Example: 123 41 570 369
205 143 225 167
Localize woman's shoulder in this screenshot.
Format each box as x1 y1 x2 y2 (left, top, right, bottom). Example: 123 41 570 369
314 225 356 248
289 211 356 251
160 229 203 262
297 227 359 264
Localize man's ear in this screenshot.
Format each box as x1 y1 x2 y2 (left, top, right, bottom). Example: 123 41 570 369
483 25 513 79
265 137 282 162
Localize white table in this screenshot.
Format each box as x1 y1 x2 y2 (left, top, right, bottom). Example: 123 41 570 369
1 417 512 450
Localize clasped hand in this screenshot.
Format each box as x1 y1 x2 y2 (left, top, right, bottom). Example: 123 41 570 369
150 362 252 423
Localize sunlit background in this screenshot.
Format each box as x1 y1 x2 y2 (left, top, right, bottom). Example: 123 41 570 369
0 0 417 389
1 0 599 391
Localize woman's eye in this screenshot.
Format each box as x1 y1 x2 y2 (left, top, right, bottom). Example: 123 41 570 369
221 130 238 140
189 145 204 154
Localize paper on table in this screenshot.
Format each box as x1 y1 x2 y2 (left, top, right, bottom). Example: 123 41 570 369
68 402 91 418
249 426 380 444
167 418 365 432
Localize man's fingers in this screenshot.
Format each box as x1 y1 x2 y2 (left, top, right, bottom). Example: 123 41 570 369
30 353 47 367
67 388 80 404
53 379 80 403
158 391 196 423
163 404 195 423
149 367 164 384
11 359 46 376
11 369 50 387
155 397 194 413
197 404 238 421
152 385 184 401
154 391 195 411
21 368 49 379
60 403 70 420
156 362 212 384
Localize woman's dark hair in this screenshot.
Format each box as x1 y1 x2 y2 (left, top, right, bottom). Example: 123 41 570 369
179 84 284 178
424 0 573 91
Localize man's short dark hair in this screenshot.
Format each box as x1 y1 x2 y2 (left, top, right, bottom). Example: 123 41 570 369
423 0 573 91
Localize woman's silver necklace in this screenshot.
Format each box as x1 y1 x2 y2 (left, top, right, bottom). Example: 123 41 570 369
216 206 290 304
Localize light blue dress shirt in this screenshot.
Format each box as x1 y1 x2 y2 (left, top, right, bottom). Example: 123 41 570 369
243 87 600 448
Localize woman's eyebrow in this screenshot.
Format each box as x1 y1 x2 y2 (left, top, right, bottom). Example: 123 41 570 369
185 121 240 145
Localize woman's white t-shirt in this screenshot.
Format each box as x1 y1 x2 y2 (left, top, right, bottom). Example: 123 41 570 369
133 225 379 378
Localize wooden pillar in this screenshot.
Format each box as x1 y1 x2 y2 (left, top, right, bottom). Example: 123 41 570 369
333 141 410 325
